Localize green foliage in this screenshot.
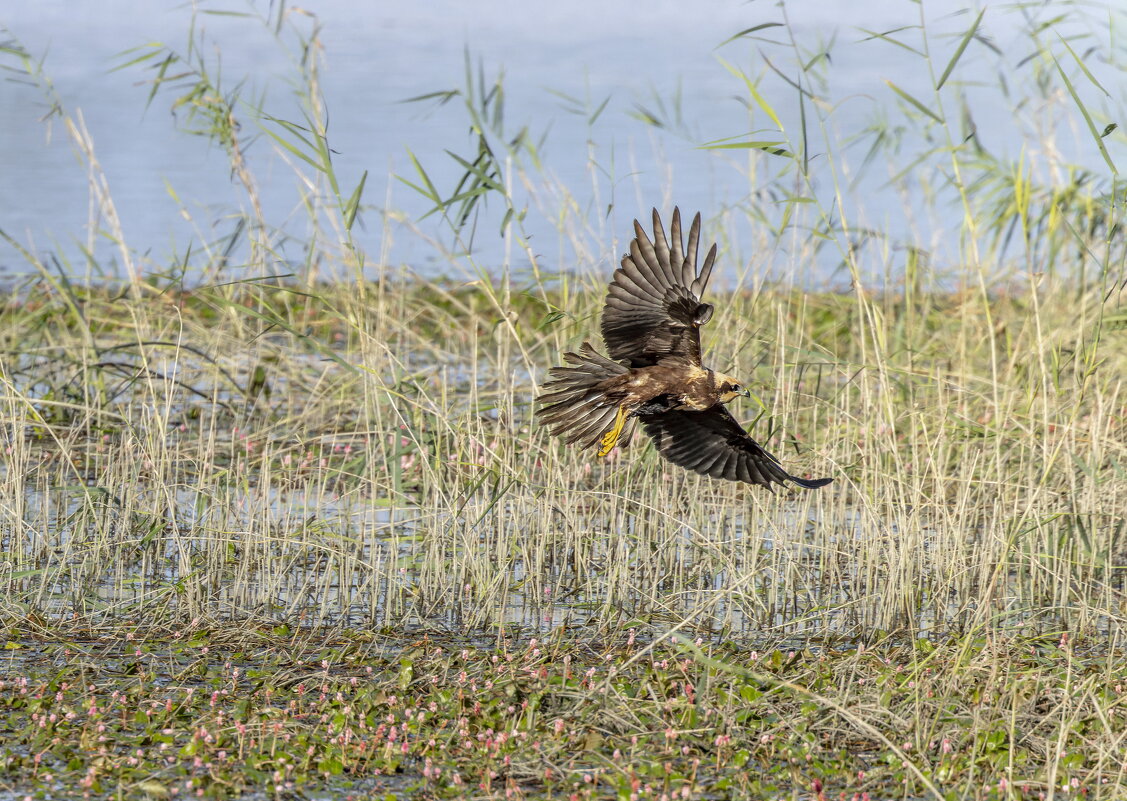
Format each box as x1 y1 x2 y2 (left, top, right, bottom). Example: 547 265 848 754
1 631 1122 799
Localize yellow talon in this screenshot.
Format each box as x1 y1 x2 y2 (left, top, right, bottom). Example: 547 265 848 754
597 406 627 458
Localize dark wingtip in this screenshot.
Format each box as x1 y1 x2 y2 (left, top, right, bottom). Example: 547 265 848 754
788 475 833 490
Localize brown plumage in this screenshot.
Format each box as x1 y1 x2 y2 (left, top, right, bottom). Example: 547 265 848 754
536 208 831 491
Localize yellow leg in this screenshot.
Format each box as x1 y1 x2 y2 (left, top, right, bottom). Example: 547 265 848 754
597 406 627 458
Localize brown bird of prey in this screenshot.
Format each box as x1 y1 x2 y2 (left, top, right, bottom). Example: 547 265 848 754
536 208 831 491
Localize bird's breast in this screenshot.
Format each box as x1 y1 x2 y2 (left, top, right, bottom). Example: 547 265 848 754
669 366 719 411
617 363 719 411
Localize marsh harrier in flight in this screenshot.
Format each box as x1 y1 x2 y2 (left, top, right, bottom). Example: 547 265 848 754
537 208 831 491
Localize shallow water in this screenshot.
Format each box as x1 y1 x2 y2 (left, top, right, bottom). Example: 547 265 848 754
3 1 1118 283
5 469 1106 644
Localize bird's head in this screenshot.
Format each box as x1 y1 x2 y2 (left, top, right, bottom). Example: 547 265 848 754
715 372 752 404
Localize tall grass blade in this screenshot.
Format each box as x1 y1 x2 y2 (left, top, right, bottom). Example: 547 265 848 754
936 8 985 90
885 79 944 123
1051 53 1118 174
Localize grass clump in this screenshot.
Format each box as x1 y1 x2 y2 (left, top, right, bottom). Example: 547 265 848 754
0 277 1123 640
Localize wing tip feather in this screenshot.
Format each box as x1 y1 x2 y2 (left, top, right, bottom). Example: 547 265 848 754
787 475 834 490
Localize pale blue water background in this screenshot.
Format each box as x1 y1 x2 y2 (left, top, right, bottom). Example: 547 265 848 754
1 1 1121 285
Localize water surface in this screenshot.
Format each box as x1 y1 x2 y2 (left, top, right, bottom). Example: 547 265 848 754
3 1 1119 284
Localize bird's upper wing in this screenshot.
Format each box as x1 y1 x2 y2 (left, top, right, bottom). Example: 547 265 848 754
601 208 718 367
639 405 832 490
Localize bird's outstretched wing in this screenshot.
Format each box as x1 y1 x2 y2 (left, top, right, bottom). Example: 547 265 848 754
601 208 718 367
639 406 832 490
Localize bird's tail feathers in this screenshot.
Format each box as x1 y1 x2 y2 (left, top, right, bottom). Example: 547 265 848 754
536 343 636 452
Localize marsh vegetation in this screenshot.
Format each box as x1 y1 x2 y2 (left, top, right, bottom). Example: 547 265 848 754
1 2 1125 798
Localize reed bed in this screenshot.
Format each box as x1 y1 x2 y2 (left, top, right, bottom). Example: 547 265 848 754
0 264 1124 644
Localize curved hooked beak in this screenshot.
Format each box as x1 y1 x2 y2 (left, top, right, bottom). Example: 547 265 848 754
738 387 752 398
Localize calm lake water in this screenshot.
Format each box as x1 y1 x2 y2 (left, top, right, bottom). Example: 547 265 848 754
1 0 1120 284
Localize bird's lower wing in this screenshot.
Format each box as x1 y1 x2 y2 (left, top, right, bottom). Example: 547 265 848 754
638 406 832 490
